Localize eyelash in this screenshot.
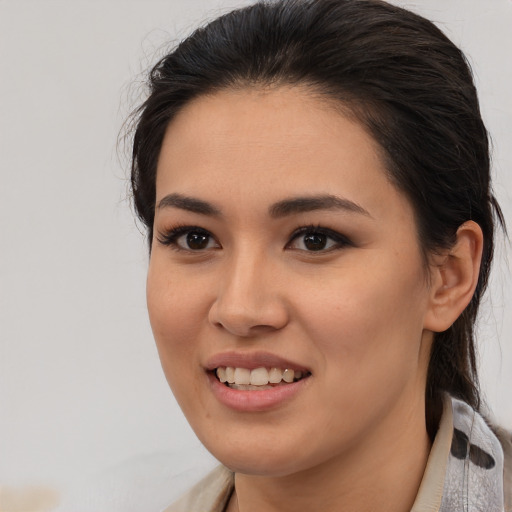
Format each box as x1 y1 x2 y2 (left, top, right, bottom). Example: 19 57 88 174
287 224 354 252
156 224 353 253
156 225 216 252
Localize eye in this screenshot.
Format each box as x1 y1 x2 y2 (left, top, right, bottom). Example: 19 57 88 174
157 226 220 251
287 226 352 252
178 231 216 250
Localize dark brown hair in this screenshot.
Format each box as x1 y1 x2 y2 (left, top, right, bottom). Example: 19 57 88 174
129 0 505 438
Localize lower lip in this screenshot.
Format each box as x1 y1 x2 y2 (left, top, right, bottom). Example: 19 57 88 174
207 372 310 412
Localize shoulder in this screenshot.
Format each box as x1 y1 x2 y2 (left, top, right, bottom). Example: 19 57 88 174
493 425 512 511
441 397 510 511
162 466 234 512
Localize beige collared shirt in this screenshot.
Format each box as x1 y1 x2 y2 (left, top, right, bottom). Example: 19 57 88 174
165 396 511 512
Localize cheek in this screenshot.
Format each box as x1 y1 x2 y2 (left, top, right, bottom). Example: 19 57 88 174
146 261 208 381
297 253 429 382
146 269 213 422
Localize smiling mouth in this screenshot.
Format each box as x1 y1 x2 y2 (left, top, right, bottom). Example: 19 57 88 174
214 367 311 390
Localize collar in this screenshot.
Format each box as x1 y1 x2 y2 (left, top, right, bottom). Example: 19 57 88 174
164 395 505 512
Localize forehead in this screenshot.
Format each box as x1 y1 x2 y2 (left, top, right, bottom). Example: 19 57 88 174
155 86 409 222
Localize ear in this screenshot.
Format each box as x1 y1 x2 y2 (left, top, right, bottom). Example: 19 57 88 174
424 221 483 333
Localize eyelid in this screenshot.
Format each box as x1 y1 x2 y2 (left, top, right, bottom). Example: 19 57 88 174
286 225 353 251
156 223 353 253
156 225 220 251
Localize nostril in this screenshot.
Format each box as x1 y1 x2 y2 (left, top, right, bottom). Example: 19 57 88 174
208 305 289 337
209 308 282 337
207 279 290 336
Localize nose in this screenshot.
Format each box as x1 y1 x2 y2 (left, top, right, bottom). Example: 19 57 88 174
208 250 289 337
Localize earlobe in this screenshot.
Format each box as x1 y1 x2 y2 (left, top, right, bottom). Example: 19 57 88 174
424 221 483 333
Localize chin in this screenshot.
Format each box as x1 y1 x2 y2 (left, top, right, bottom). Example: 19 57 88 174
219 455 302 477
198 431 322 477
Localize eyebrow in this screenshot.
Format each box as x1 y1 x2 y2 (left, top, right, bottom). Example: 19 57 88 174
156 192 371 219
269 194 372 218
157 193 221 216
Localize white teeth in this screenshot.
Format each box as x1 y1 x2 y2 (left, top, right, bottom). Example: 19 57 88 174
268 367 282 384
216 366 306 387
225 367 235 384
250 367 269 386
234 368 251 385
283 369 294 383
217 367 227 383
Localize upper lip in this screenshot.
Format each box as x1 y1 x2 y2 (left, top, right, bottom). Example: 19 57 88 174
204 351 311 373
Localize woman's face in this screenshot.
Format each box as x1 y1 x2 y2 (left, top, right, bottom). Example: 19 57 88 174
147 87 435 476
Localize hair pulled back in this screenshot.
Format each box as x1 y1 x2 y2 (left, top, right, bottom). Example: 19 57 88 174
130 0 505 438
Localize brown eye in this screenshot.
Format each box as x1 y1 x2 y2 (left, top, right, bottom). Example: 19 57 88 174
185 231 211 250
287 226 353 253
303 233 328 251
157 226 220 251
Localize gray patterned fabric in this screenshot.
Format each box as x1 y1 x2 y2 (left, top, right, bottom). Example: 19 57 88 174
440 397 505 512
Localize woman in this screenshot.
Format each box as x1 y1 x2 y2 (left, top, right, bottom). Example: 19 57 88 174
129 0 510 510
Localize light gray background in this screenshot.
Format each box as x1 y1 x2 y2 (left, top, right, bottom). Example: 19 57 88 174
0 1 510 510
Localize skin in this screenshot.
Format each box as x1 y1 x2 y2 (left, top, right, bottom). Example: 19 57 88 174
146 86 483 512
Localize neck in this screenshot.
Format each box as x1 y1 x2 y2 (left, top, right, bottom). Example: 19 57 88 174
227 394 431 512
